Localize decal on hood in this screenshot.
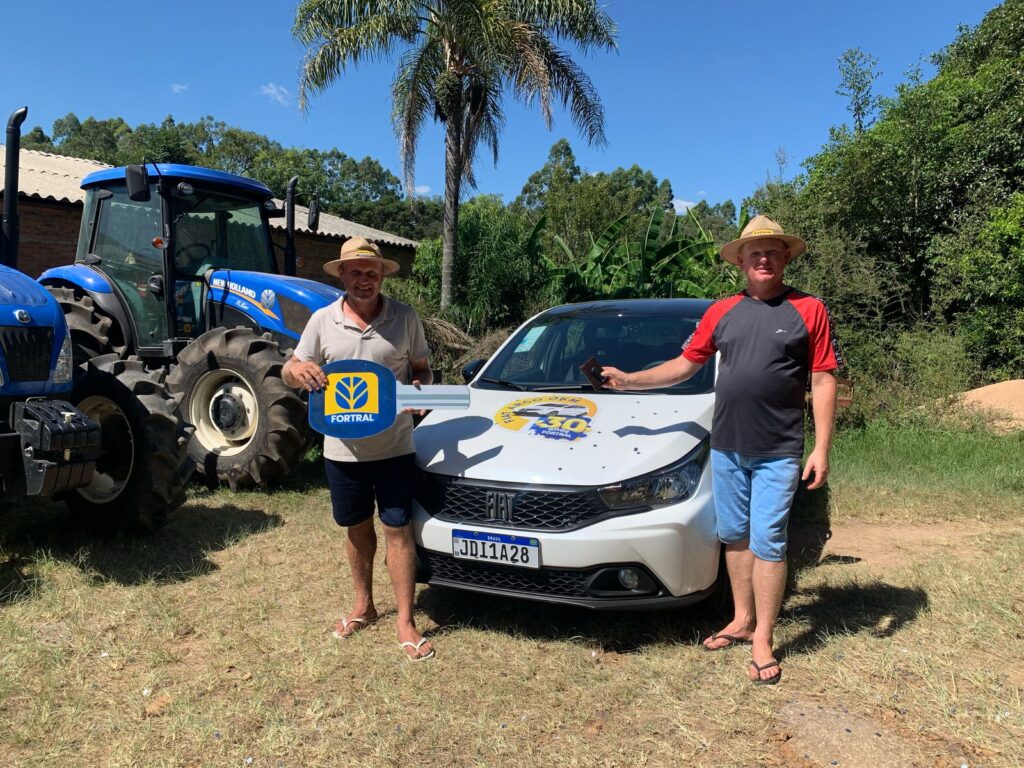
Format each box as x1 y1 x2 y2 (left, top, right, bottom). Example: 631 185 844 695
495 395 597 442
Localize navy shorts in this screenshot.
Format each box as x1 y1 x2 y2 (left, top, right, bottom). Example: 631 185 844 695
324 453 417 528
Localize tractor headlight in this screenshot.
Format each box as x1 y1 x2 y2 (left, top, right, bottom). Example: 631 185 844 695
54 331 74 384
597 438 709 510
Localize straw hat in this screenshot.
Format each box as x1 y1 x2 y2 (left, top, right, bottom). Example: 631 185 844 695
720 215 806 265
323 237 400 278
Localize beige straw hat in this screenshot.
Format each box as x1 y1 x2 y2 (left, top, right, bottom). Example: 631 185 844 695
323 237 400 278
720 215 806 265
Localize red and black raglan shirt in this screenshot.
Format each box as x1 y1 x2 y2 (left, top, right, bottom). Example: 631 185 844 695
682 288 842 458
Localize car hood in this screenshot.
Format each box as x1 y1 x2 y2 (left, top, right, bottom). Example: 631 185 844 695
414 387 713 486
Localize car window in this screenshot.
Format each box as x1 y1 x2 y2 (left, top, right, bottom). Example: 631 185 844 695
478 311 714 394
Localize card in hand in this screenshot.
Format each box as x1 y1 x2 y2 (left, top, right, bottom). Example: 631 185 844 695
579 356 606 390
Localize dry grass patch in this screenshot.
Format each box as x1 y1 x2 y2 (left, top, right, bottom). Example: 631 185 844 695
1 438 1022 767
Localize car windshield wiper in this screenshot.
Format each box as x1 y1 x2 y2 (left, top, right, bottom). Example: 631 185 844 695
528 384 604 392
478 377 529 391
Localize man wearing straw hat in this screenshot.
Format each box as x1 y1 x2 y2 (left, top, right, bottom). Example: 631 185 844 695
282 237 436 661
601 216 841 685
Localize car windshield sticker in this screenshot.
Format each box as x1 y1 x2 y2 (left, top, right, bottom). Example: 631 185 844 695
513 326 546 353
495 395 597 442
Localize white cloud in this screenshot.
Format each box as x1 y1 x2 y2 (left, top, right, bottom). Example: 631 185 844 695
698 189 707 196
260 83 289 106
414 185 431 195
672 198 697 213
170 83 189 94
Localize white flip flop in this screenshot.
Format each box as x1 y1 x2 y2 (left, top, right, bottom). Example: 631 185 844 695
400 637 436 662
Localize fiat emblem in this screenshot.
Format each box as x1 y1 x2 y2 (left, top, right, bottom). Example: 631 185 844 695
14 309 31 323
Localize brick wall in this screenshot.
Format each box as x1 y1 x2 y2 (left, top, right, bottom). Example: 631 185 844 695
2 197 81 277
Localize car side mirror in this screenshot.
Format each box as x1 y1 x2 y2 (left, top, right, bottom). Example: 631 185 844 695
125 165 150 202
461 359 485 383
307 199 320 232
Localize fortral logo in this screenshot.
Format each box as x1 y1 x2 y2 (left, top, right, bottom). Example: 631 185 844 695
325 373 380 421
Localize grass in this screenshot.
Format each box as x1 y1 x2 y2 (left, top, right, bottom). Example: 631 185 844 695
1 422 1022 767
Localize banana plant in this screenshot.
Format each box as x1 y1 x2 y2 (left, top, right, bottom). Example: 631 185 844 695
547 205 747 301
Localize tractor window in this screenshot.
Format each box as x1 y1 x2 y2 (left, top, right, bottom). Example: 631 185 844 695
171 191 273 276
91 187 168 346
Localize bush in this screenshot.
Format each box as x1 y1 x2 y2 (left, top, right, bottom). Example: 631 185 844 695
413 196 554 334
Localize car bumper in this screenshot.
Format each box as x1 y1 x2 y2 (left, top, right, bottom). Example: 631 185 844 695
412 476 720 610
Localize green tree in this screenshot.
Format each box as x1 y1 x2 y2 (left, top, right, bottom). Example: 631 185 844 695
836 47 882 134
293 0 617 309
413 195 550 331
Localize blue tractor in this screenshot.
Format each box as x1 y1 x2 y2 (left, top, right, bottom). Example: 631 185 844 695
39 154 342 489
2 107 190 529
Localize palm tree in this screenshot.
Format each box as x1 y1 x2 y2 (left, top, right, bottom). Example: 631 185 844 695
294 0 617 309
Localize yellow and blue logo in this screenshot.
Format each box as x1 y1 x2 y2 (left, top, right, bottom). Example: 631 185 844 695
326 372 380 416
308 360 397 439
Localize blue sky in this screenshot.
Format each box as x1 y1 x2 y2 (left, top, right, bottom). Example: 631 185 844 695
1 0 997 211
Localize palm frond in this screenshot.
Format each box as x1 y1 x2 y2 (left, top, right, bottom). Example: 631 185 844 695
392 42 444 196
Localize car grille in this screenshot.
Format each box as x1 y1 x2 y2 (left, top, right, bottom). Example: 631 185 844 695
0 327 54 382
420 550 592 597
417 474 610 531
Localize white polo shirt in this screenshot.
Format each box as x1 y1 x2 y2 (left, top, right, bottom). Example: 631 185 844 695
294 295 431 462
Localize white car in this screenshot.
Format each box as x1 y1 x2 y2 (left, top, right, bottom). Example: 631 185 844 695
412 299 721 609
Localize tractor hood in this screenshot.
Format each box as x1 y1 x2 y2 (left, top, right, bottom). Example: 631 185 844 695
414 387 714 487
205 269 343 339
0 264 55 309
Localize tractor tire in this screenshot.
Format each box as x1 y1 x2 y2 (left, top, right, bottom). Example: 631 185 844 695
67 354 192 532
167 327 309 490
46 285 125 366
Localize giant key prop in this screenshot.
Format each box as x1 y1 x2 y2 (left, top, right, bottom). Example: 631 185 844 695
308 360 470 439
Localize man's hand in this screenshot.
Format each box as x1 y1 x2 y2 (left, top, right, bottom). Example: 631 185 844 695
601 366 633 390
601 356 703 391
801 447 830 490
284 358 327 392
402 379 427 416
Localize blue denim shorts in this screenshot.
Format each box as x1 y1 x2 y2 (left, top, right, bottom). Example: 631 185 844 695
710 449 801 562
324 453 417 528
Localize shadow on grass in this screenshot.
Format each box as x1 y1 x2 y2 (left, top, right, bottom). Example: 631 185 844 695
776 582 929 660
0 497 282 600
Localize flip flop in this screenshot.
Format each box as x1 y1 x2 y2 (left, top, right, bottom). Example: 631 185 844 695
702 632 751 652
749 659 782 686
331 615 373 640
400 637 436 662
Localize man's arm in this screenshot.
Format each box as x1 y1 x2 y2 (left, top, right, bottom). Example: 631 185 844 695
601 354 704 391
282 355 327 392
802 370 838 490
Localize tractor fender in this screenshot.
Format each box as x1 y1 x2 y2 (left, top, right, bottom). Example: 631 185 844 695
39 265 135 353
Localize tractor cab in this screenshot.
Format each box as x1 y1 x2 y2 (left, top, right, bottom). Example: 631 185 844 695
77 165 282 357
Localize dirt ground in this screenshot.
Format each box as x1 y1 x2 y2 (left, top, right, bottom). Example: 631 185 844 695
953 379 1024 431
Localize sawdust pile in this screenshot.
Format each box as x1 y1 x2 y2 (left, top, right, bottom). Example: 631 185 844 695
953 379 1024 431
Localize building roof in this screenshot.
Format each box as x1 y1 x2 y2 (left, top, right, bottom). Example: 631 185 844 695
0 146 417 249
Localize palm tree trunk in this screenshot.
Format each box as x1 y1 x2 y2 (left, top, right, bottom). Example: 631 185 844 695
441 100 463 310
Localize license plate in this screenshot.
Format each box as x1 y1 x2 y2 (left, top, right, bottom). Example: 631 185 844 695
452 529 540 569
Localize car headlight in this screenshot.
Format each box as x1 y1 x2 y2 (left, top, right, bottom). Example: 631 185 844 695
597 438 709 510
54 331 74 384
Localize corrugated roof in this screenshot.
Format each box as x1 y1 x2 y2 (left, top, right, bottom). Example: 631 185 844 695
0 146 106 204
0 146 417 249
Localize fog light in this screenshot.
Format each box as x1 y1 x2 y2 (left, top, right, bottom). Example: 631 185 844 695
618 568 640 590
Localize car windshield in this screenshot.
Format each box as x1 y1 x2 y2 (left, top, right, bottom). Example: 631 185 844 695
477 309 715 394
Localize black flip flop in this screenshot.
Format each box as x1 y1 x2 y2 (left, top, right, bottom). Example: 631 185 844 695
750 659 782 685
702 632 751 652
